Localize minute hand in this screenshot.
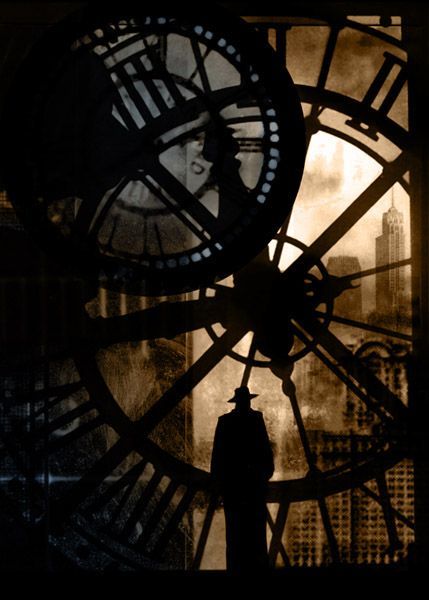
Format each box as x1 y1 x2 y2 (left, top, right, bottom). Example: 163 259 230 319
143 157 219 236
284 152 410 278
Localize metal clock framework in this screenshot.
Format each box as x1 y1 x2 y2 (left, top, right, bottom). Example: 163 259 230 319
0 3 427 572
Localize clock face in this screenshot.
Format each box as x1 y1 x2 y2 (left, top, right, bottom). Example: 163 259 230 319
0 8 416 572
2 5 305 295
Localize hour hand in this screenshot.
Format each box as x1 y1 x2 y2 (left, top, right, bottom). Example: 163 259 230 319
89 295 231 347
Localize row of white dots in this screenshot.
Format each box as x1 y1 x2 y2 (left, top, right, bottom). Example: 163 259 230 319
154 242 224 269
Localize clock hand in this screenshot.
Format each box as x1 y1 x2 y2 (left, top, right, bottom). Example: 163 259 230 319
283 152 410 279
139 156 219 237
289 313 408 425
90 294 232 347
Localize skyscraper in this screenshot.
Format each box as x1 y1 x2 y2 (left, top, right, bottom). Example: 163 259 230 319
375 193 405 318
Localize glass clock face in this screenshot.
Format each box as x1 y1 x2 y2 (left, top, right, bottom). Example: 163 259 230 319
2 5 305 295
0 7 416 572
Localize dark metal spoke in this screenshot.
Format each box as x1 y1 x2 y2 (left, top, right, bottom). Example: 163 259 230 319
291 316 408 423
151 487 196 558
314 310 412 342
290 321 404 425
143 158 219 237
135 479 180 550
190 39 212 94
240 333 257 386
375 470 402 551
318 497 340 563
85 458 147 515
341 258 411 282
75 176 132 238
93 297 229 348
286 153 410 277
359 483 414 530
122 469 163 539
191 493 218 570
272 222 290 267
138 173 209 243
267 501 290 566
132 325 248 437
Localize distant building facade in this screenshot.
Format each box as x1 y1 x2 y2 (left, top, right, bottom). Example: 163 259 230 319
327 255 363 321
375 201 405 318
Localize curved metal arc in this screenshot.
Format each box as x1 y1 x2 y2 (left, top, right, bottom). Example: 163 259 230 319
298 85 409 149
283 151 410 280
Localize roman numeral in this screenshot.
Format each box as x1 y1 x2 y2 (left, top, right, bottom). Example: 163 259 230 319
346 51 407 140
75 28 186 133
84 457 195 558
6 381 103 458
84 457 149 526
267 501 290 566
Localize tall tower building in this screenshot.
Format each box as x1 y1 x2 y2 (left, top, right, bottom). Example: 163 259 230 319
327 255 363 320
375 192 405 317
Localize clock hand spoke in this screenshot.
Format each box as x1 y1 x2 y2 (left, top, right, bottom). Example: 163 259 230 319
92 296 230 347
314 310 412 342
133 479 184 551
285 152 410 277
374 469 402 551
271 222 292 268
269 360 340 563
269 362 315 470
290 317 408 424
132 325 248 438
84 456 148 518
142 158 220 237
267 501 290 567
190 39 212 95
150 486 195 559
191 492 218 570
120 468 164 539
359 482 414 530
138 173 210 243
339 258 411 283
318 496 340 563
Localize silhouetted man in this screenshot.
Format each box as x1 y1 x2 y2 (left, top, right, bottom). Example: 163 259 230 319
211 386 274 572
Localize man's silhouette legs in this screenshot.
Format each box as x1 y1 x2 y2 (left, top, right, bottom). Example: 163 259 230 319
224 497 269 572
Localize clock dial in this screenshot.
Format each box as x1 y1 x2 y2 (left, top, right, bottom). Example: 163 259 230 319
2 5 305 295
0 8 418 571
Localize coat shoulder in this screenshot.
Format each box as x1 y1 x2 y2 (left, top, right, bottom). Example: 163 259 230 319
251 410 264 418
218 412 232 421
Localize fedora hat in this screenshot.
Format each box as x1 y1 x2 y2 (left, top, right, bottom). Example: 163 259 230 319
227 385 259 403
